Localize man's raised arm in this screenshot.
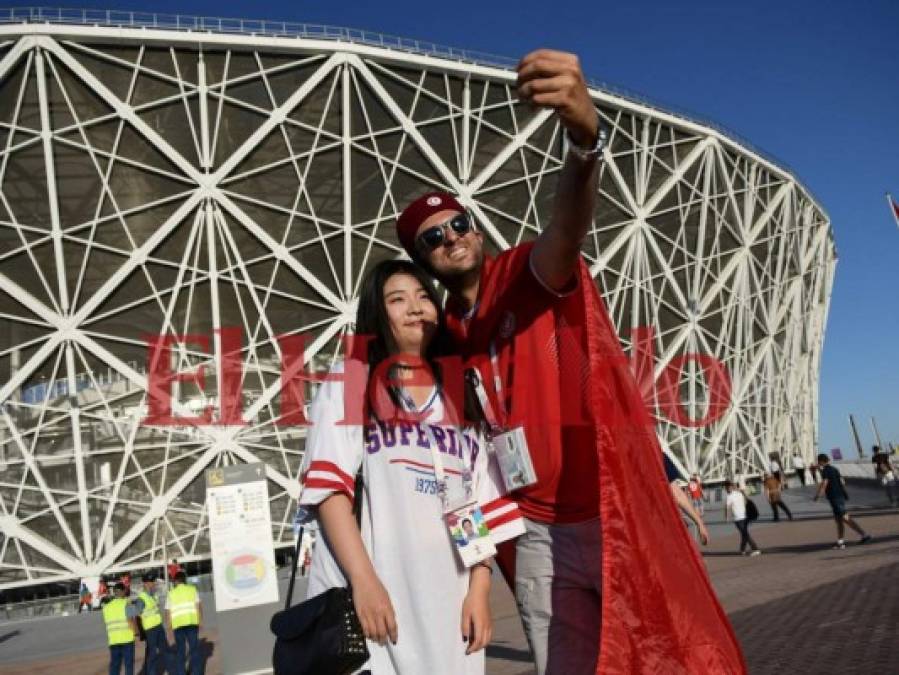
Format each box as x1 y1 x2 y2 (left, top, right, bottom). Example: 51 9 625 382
517 49 602 291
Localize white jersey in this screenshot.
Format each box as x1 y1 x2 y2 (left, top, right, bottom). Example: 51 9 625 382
726 490 747 521
298 364 525 675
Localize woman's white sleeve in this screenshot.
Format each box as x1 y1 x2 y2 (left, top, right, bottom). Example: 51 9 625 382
297 366 363 517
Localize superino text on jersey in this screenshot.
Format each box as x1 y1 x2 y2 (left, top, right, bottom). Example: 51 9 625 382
364 421 480 463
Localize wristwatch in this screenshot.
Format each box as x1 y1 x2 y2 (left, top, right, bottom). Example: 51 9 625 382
566 121 608 161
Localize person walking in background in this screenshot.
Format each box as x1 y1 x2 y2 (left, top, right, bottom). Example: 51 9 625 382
134 572 168 675
103 582 138 675
166 571 203 675
687 473 705 516
792 453 807 486
79 582 93 613
872 446 898 505
763 473 793 522
167 559 182 585
769 454 785 489
725 481 761 556
815 454 872 549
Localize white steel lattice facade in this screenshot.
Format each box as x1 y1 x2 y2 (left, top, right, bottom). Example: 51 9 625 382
0 19 835 589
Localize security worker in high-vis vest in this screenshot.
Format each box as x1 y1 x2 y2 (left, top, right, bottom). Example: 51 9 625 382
166 570 203 675
134 572 169 675
103 582 138 675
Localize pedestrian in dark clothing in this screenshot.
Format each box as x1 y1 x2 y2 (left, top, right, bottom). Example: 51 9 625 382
814 454 872 549
763 473 793 521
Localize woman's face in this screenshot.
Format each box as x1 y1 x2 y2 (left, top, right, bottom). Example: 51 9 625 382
383 272 438 356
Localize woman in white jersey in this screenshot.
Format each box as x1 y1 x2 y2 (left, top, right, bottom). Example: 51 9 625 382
299 260 524 675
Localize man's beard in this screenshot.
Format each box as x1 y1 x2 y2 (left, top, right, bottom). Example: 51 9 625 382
437 253 482 289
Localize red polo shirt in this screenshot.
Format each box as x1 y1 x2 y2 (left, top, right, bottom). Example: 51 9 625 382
446 242 599 524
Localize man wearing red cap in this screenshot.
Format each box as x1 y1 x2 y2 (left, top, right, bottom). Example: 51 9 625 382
396 50 745 674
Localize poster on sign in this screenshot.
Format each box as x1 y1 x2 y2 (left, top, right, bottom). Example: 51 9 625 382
206 463 279 612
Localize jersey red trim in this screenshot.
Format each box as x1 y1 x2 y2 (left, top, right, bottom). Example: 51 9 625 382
303 477 354 501
308 460 355 492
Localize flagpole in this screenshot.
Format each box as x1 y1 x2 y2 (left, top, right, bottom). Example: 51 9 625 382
887 192 899 229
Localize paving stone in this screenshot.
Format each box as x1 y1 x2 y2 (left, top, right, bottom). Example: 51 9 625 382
2 484 896 674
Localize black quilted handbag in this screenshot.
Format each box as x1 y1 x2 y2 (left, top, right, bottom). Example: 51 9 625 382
271 473 369 675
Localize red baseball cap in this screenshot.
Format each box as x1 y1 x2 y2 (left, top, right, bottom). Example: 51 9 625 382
396 191 465 257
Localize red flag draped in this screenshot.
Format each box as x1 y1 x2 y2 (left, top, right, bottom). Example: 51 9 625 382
448 244 747 674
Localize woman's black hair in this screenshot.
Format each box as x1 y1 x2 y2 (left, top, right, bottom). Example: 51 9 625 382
354 259 455 417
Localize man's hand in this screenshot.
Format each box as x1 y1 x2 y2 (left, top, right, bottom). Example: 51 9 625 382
517 50 598 148
521 50 600 290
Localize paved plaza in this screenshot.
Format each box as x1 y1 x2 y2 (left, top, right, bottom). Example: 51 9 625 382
1 483 896 674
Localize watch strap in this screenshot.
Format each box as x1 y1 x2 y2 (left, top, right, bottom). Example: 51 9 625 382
566 119 608 160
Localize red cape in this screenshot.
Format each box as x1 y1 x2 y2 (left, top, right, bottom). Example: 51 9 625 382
451 248 747 674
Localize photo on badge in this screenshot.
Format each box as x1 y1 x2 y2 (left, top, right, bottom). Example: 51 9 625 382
446 504 496 567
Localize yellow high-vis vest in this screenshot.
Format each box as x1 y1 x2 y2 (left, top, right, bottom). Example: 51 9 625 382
102 598 134 646
138 590 162 630
168 583 199 629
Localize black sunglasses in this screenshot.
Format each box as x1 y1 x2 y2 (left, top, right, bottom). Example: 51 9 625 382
415 213 474 252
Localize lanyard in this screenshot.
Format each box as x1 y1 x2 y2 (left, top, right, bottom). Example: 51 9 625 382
466 340 509 433
395 386 474 508
488 340 509 419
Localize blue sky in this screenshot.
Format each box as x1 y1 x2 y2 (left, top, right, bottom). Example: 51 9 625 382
46 0 899 456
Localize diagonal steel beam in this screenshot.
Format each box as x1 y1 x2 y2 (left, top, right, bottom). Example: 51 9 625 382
348 54 510 250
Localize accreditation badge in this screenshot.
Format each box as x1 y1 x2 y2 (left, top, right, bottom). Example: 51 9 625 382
445 501 496 568
490 426 538 492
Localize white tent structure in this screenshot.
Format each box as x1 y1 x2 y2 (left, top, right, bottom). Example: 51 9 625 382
0 9 835 589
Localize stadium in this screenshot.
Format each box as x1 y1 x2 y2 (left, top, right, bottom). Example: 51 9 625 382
0 8 835 591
